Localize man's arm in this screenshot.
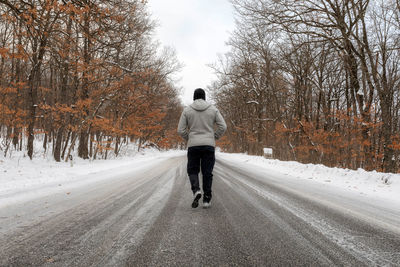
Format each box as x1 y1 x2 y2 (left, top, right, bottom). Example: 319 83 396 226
177 111 189 141
214 109 227 140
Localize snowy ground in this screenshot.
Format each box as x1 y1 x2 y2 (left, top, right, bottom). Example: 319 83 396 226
0 149 185 207
1 149 399 207
217 153 400 206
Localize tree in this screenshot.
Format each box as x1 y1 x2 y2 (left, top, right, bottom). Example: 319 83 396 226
0 0 183 161
212 0 400 172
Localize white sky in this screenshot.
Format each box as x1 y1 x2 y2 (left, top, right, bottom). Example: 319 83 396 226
148 0 235 105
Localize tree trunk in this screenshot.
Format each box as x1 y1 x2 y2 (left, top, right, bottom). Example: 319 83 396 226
54 127 63 162
114 136 120 156
12 127 19 149
55 16 72 161
380 96 395 172
61 130 71 160
27 34 48 159
78 130 89 159
78 12 90 160
27 82 37 159
43 133 48 151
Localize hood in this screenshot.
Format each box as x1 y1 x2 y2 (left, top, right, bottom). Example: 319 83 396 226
190 99 211 111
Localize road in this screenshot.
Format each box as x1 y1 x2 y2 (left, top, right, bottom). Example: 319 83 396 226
1 155 400 266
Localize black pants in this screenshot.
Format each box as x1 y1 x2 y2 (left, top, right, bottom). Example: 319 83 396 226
187 145 215 200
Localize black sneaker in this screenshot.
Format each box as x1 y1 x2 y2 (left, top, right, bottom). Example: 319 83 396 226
192 191 202 208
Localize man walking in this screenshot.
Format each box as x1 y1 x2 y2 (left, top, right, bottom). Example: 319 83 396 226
178 88 227 208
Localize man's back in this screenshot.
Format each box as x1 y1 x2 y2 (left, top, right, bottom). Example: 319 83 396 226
177 99 226 148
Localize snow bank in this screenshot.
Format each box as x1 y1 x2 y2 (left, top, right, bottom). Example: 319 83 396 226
2 148 399 207
218 153 400 204
0 149 185 200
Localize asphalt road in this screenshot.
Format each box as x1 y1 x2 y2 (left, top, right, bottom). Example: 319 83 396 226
1 155 400 266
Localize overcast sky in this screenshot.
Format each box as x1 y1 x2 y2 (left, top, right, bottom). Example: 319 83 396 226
148 0 235 105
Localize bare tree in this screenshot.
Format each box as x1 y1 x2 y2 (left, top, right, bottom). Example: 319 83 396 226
212 0 400 171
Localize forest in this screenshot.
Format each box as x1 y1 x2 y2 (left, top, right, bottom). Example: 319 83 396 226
1 0 400 174
0 0 183 162
212 0 400 173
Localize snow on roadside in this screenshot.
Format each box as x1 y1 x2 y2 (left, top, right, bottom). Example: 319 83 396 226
2 147 399 206
218 152 400 204
0 149 185 200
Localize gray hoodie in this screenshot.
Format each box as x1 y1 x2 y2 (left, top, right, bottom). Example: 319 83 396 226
177 99 227 148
